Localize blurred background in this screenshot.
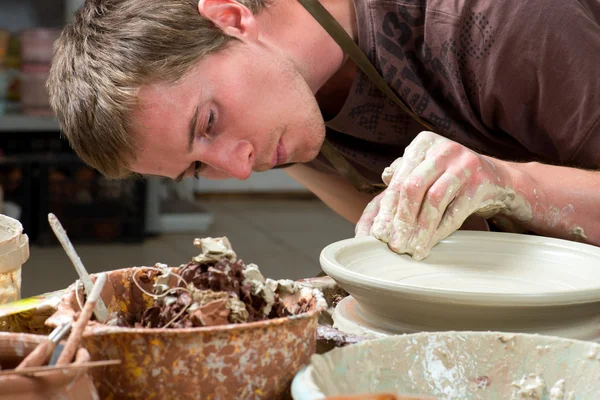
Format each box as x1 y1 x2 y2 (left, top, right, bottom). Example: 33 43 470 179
0 0 353 298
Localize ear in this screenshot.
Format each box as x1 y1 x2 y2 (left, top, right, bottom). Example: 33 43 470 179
198 0 258 40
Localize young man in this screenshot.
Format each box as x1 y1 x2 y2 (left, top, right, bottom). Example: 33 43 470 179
48 0 600 260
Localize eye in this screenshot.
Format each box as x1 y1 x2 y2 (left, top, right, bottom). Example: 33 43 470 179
193 161 202 179
206 110 215 134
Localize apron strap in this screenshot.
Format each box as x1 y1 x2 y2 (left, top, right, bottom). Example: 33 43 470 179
297 0 436 193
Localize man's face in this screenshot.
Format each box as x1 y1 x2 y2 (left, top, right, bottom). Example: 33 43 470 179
130 42 326 180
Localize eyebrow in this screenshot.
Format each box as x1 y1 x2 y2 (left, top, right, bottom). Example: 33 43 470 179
174 105 200 182
188 105 199 153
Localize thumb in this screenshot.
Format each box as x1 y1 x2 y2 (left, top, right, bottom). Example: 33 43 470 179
355 193 383 237
382 157 403 186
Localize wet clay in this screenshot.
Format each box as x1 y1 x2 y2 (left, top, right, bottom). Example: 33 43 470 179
77 238 312 330
133 238 314 329
134 259 290 329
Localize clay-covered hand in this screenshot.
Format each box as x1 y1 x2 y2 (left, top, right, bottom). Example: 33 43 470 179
355 131 530 260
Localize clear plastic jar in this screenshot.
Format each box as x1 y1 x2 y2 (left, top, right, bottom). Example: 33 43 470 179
0 215 29 305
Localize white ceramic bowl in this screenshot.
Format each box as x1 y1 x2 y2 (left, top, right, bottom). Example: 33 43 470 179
292 331 600 399
320 232 600 340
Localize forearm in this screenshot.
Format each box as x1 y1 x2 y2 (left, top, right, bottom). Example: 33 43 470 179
500 161 600 245
284 163 374 224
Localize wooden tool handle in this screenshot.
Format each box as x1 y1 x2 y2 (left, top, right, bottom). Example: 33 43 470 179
48 213 110 322
15 342 55 370
0 360 122 377
56 273 107 365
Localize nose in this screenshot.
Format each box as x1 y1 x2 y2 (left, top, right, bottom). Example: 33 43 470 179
203 139 254 180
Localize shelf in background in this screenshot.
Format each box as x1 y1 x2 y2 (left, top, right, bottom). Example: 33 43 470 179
0 115 60 132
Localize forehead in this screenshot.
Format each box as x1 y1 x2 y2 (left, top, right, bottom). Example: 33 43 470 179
133 60 211 123
129 76 200 175
138 75 194 109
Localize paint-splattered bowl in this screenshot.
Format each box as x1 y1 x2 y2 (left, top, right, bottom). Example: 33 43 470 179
292 331 600 399
46 267 325 400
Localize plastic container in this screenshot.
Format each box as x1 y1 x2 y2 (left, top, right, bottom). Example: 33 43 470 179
0 215 29 304
19 28 60 64
37 155 147 245
19 64 51 115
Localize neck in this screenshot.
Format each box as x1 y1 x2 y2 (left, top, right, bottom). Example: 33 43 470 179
256 0 358 93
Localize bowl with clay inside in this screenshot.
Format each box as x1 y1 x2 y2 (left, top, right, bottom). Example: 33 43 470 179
291 331 600 399
46 237 326 399
320 232 600 341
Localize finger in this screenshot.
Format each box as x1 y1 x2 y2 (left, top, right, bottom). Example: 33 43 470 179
406 172 464 260
382 157 403 186
386 158 445 253
355 192 384 237
372 135 443 244
431 184 506 248
371 155 423 244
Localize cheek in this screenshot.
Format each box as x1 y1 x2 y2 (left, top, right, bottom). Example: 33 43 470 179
131 157 180 177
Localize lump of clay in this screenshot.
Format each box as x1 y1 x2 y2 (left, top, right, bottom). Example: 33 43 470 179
242 264 276 316
134 237 294 329
192 237 237 264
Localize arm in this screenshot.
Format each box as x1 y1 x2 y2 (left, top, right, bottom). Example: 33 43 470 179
354 0 600 259
355 132 599 260
497 160 600 244
283 163 374 224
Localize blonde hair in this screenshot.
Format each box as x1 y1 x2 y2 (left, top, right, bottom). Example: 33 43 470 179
48 0 267 178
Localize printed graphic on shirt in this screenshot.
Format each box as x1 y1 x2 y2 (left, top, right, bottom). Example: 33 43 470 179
320 0 600 183
373 4 496 148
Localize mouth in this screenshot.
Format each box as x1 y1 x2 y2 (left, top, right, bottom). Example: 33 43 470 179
271 137 288 169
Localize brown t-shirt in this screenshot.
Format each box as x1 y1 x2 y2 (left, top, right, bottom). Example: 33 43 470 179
310 0 600 185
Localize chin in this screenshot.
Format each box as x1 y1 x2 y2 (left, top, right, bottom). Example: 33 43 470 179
255 165 271 173
287 121 325 164
309 134 326 160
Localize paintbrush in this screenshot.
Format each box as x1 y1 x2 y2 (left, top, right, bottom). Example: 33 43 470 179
0 360 121 377
56 272 107 365
15 322 71 370
48 213 110 323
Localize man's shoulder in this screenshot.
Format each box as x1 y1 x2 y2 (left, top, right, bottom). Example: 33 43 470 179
362 0 465 22
362 0 536 30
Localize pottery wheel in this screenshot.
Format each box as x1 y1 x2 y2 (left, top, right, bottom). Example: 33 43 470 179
332 295 600 341
332 296 413 339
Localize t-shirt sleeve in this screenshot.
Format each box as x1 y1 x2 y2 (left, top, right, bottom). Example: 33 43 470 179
472 0 600 168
